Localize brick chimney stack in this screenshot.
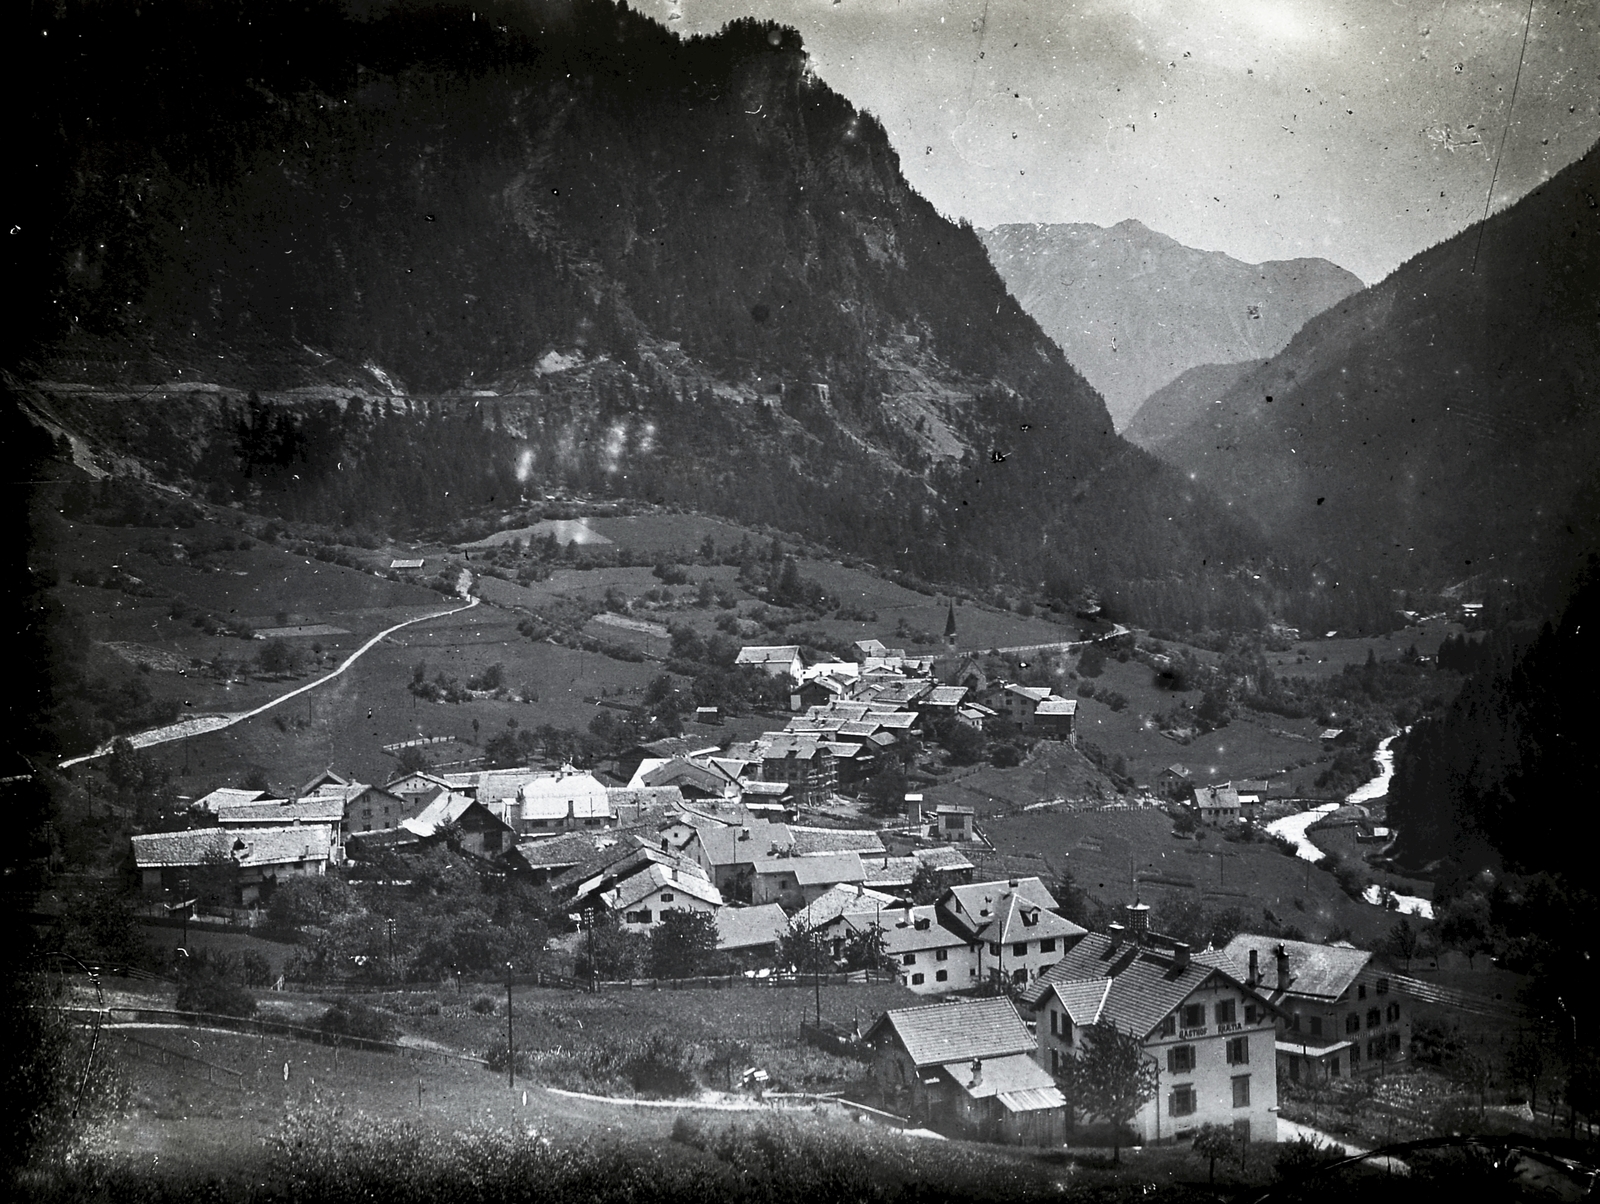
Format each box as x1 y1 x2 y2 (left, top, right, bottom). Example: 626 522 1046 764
1248 948 1260 987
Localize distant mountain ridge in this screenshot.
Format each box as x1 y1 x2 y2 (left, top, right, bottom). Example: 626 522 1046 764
978 221 1364 429
1123 141 1600 594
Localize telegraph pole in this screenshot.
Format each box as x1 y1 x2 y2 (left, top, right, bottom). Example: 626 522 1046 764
505 961 515 1089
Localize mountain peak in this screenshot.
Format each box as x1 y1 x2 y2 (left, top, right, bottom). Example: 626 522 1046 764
979 223 1362 428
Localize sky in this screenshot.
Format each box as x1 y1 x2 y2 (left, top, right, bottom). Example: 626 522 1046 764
632 0 1599 283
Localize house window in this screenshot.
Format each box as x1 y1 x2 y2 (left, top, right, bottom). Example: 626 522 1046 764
1368 1039 1382 1059
1358 984 1367 1000
936 949 949 962
1388 1032 1402 1054
1162 1015 1178 1038
1226 1037 1250 1065
625 909 652 924
1232 1075 1251 1108
1050 1049 1059 1073
1013 942 1028 957
1309 1016 1323 1037
1244 1003 1260 1024
1350 1044 1361 1068
1347 1012 1361 1034
1386 1003 1401 1023
1216 1000 1236 1025
1291 1013 1302 1032
1367 1008 1381 1028
1040 938 1056 953
1170 1085 1197 1117
990 942 1001 956
1182 1004 1205 1029
1050 1010 1059 1037
911 973 924 985
661 892 675 902
935 969 948 982
902 953 917 966
362 807 373 818
1330 1056 1341 1078
1011 968 1027 984
1376 978 1389 995
1167 1045 1196 1074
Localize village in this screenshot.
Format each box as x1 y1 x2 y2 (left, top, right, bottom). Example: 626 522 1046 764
112 627 1442 1162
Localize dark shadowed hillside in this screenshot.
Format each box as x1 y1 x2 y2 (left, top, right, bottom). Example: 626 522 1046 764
1127 142 1600 596
10 0 1273 604
1122 361 1259 451
978 221 1362 430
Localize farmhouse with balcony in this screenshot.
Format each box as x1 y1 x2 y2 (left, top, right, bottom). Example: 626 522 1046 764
865 997 1068 1146
1023 905 1281 1145
1216 934 1410 1082
750 850 866 907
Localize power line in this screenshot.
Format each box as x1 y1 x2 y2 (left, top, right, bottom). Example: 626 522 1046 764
1472 0 1538 273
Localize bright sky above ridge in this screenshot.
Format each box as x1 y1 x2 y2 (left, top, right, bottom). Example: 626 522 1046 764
633 0 1599 284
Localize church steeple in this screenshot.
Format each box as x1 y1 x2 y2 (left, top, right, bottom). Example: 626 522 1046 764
944 599 958 647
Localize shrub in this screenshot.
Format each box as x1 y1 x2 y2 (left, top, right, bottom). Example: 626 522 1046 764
469 994 497 1015
318 999 398 1042
174 951 256 1017
240 950 274 987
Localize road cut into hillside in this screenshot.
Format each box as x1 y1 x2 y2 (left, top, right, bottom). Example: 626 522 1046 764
60 595 481 769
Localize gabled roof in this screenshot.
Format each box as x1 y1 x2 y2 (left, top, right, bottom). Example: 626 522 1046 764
922 686 969 707
754 851 864 887
715 903 789 951
216 798 344 826
384 770 453 794
605 785 686 812
866 998 1034 1068
692 819 794 866
990 891 1087 945
1004 684 1053 702
942 877 1059 937
1020 932 1258 1040
193 787 268 813
915 846 975 873
299 768 351 795
735 644 802 665
864 711 919 730
1215 933 1374 1001
1034 698 1077 717
791 883 898 931
944 1052 1061 1103
1042 978 1114 1027
403 792 513 838
862 855 917 888
789 826 887 856
132 825 335 870
603 862 723 911
1162 764 1192 778
1194 784 1242 810
869 904 971 955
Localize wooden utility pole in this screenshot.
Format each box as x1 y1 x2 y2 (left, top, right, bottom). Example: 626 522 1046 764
505 961 515 1089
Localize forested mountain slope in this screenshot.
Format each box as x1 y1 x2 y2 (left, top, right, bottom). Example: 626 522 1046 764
11 0 1270 605
1126 142 1600 596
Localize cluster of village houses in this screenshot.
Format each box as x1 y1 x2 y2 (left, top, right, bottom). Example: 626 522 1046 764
127 636 1408 1147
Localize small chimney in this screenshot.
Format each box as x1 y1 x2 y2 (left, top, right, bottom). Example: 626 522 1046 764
1274 943 1291 986
738 827 750 841
1108 921 1127 952
1171 940 1190 969
1248 948 1260 987
969 1058 983 1088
